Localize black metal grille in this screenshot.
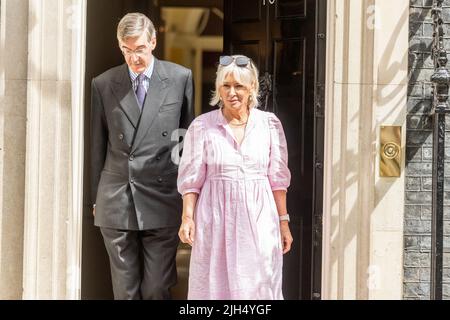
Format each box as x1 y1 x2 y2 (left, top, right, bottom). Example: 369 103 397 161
430 0 450 300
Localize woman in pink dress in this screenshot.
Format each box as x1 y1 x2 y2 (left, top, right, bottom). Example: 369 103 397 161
177 55 293 300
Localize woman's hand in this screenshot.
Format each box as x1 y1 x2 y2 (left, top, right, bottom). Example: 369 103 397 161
280 221 293 254
179 216 195 246
179 193 198 246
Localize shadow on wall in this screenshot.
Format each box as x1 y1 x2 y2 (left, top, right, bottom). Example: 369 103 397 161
326 1 412 299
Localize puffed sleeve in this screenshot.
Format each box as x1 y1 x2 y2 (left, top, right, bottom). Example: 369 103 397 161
268 113 291 191
177 117 207 195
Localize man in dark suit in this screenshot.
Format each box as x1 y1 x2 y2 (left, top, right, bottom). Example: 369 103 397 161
90 12 194 300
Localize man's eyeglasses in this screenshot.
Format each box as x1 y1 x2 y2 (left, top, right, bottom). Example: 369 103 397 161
219 55 251 67
121 47 149 57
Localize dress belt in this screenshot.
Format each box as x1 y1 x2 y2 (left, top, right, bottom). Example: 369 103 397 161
206 174 268 181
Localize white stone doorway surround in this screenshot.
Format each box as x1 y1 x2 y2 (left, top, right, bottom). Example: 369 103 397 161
0 0 408 299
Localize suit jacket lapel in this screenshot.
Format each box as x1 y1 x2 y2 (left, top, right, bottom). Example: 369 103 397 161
131 58 169 153
111 64 141 128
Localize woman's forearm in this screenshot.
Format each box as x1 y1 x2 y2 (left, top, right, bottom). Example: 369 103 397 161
182 193 199 219
272 190 288 216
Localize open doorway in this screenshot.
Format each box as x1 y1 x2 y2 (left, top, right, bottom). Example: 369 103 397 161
161 6 223 115
159 4 223 298
82 0 223 299
82 0 325 300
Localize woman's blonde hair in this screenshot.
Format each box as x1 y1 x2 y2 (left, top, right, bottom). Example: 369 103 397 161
210 55 259 109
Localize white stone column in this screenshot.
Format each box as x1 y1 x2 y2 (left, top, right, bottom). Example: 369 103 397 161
68 0 86 300
22 0 85 299
0 0 28 299
322 0 408 299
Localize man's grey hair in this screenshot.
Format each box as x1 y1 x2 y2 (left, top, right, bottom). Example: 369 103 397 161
117 13 156 43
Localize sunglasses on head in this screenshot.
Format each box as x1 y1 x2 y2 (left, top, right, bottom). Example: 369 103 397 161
219 55 251 67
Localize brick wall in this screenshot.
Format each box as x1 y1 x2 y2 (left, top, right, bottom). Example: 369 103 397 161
405 0 450 300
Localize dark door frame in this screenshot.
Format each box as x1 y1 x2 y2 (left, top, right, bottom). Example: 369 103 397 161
82 0 326 300
311 0 326 300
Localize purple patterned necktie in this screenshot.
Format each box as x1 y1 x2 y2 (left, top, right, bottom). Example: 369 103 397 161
135 73 146 111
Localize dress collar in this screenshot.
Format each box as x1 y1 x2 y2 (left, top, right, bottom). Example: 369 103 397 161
216 107 255 126
216 107 257 140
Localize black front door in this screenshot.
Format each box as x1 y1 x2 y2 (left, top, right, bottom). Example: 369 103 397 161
224 0 326 300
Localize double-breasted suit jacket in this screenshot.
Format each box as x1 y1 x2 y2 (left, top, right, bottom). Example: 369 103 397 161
90 58 194 230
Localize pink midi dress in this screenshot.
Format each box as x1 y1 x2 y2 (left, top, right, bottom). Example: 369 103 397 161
177 108 291 300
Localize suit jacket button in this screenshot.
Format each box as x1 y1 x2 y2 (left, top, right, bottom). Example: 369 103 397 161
162 131 168 137
129 154 135 161
157 177 163 183
118 133 124 140
130 178 135 184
